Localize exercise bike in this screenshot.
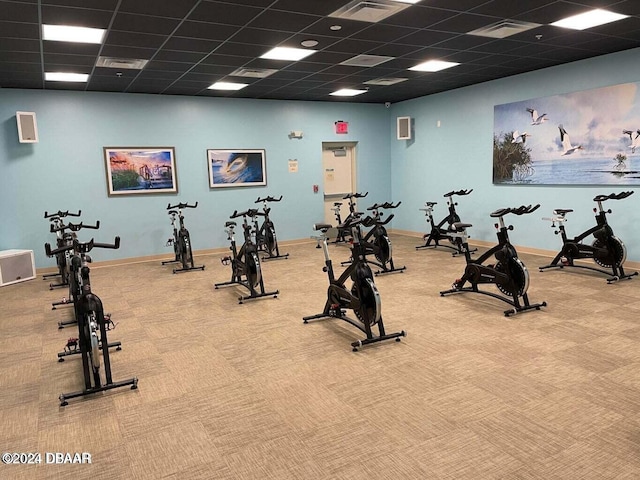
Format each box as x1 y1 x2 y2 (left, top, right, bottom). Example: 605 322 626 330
303 216 406 351
253 195 289 260
440 205 547 317
539 191 637 283
416 189 477 256
343 202 406 275
45 237 137 406
332 192 368 244
50 220 101 329
215 209 279 304
162 202 205 274
43 209 81 289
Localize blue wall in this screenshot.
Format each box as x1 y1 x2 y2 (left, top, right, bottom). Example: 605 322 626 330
3 46 640 268
0 90 390 267
390 47 640 261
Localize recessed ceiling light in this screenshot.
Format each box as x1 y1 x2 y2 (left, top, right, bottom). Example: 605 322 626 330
260 47 316 61
208 82 248 91
551 9 628 30
43 24 105 44
330 89 367 97
301 39 319 48
409 60 460 72
330 25 342 31
45 72 89 82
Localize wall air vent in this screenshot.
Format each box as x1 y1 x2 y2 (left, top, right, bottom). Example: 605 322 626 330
329 0 410 24
340 54 395 67
363 77 408 86
468 20 541 39
229 67 278 78
96 56 148 69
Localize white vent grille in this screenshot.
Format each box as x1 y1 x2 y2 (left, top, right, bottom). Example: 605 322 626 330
96 56 148 69
340 54 394 67
229 67 278 78
363 77 408 86
468 20 541 39
329 0 410 24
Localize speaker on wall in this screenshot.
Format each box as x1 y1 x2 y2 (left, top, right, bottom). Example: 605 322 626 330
0 250 36 287
397 116 411 140
16 111 39 143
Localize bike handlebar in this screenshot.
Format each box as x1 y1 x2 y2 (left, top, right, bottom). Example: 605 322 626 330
490 204 540 218
367 201 401 210
255 195 282 203
343 192 368 200
167 202 198 210
593 191 633 202
45 236 120 257
443 189 472 197
230 208 260 219
44 210 81 219
50 220 100 233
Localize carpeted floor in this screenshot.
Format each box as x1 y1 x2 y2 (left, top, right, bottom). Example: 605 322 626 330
1 233 640 479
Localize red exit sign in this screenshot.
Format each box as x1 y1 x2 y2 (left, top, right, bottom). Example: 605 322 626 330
335 121 349 134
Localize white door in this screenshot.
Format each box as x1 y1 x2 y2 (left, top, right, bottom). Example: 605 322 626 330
322 145 356 226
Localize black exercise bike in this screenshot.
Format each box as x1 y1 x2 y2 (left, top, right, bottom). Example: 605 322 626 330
539 191 637 283
332 192 368 244
416 189 476 256
43 209 82 289
253 195 289 260
215 209 279 303
440 204 547 316
343 202 406 275
162 202 205 274
303 216 406 351
45 237 137 406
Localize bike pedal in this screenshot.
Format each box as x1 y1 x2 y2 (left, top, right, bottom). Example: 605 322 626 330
221 256 231 265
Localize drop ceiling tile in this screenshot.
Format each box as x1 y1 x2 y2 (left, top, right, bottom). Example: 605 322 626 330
43 42 102 55
0 1 38 23
301 17 369 38
229 27 292 46
174 21 238 41
100 45 157 59
0 21 40 39
351 24 419 43
247 10 319 32
145 60 193 72
188 2 262 25
379 6 457 28
41 5 113 28
43 53 96 66
163 36 221 53
214 42 267 57
514 1 592 24
201 53 249 67
42 0 117 10
105 31 167 49
0 50 40 63
326 39 384 55
153 49 208 63
0 37 40 52
111 13 180 35
396 30 454 47
118 0 199 19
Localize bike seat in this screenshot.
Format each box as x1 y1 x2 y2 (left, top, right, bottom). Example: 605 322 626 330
425 201 437 207
333 202 342 207
313 223 332 231
553 208 573 215
451 222 472 231
225 221 237 227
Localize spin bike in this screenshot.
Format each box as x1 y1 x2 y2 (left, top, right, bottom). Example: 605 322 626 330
253 195 289 260
539 191 637 283
215 209 279 303
417 189 476 256
43 209 81 289
303 216 406 351
162 202 205 274
332 192 368 244
51 221 101 329
45 237 137 406
343 202 406 275
440 205 547 316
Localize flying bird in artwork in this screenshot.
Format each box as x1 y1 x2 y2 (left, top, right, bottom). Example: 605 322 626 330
558 124 583 156
512 130 531 144
623 129 640 154
526 108 548 125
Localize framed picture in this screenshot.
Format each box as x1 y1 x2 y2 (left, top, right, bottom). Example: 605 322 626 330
207 149 267 188
104 147 178 196
493 81 640 185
